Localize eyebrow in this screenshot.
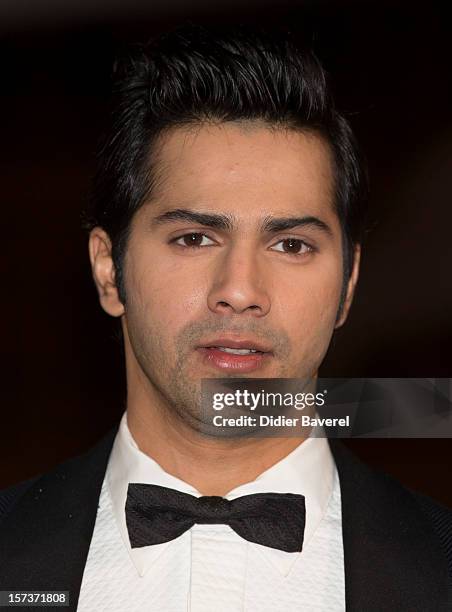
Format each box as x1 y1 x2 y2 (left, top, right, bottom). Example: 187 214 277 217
151 208 332 236
261 215 333 236
152 209 234 231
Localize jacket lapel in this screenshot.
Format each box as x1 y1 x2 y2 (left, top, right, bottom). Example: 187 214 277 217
0 426 118 612
329 440 450 611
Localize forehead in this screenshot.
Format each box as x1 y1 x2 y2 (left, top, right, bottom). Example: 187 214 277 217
147 122 336 225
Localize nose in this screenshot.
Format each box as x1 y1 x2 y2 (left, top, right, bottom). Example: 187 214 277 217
207 244 271 317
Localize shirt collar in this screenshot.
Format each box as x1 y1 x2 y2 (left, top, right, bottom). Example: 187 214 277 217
107 411 335 578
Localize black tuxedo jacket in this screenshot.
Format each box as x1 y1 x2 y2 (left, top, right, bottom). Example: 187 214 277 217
0 427 451 611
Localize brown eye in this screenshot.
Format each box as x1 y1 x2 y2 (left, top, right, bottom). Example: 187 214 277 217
271 238 311 255
284 239 302 253
174 233 215 247
184 233 203 246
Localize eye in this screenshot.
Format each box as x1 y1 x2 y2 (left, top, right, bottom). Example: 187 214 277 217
173 232 216 247
270 238 313 255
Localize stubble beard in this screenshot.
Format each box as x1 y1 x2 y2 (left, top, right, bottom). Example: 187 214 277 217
126 315 296 436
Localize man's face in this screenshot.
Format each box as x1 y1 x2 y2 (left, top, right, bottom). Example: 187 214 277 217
91 122 359 426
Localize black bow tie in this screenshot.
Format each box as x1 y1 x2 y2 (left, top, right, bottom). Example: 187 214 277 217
125 483 306 553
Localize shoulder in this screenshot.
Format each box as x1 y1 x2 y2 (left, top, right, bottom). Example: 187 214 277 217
0 477 39 525
411 490 452 575
329 439 452 586
0 426 119 529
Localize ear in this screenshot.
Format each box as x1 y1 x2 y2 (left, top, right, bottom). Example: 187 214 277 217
88 228 125 317
335 244 361 329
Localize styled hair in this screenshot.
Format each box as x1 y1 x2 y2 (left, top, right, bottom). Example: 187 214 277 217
86 24 368 307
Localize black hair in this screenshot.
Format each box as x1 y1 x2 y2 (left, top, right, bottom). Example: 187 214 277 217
86 24 368 309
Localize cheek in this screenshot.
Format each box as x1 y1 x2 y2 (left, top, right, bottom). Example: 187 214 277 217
273 258 343 337
125 250 209 330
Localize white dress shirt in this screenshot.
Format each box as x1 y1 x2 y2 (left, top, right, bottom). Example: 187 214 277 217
78 412 345 611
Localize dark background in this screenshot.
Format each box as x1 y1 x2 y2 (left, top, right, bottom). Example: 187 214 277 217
1 1 451 505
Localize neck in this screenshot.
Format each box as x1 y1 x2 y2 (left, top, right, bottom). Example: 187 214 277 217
126 390 306 497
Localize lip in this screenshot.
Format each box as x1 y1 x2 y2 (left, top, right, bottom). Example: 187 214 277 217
197 337 272 353
196 337 273 373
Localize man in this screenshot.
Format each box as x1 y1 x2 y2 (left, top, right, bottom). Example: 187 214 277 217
0 24 451 611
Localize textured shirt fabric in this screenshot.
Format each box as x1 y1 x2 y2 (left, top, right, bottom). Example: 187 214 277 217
77 412 345 611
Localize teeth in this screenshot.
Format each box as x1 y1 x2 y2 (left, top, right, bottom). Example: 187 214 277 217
215 347 258 355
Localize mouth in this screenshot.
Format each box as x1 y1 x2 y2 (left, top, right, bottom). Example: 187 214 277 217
196 337 273 373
